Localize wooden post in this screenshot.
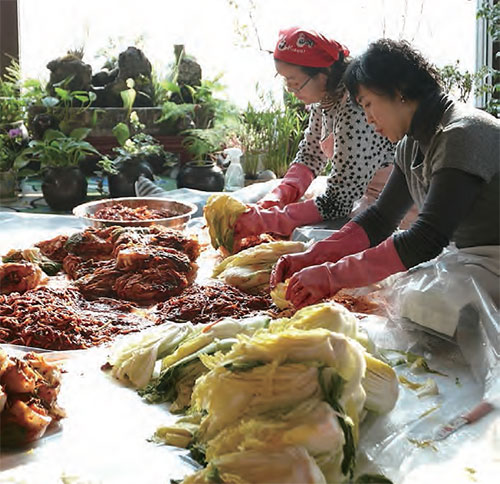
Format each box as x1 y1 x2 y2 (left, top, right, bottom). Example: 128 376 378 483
0 0 19 79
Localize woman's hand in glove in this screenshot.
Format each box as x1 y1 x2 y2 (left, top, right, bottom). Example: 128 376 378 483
285 263 338 309
285 237 407 309
270 221 371 288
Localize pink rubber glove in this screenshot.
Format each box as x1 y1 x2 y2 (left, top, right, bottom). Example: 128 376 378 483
233 199 322 240
286 237 407 309
270 221 370 288
258 163 315 209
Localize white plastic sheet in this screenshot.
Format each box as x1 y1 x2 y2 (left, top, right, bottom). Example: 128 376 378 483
0 346 197 483
1 212 499 483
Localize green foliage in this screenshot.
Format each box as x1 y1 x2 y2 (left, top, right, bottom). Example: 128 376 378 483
14 128 100 173
0 128 25 171
438 61 499 116
438 61 475 102
112 122 130 147
477 1 500 116
179 78 241 161
156 101 195 127
182 125 231 161
0 59 28 125
120 78 137 119
40 76 97 134
238 88 308 177
98 110 169 174
477 1 500 41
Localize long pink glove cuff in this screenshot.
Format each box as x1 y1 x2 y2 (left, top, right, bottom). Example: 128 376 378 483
258 163 315 209
234 199 323 239
325 237 407 292
308 221 370 265
263 198 323 236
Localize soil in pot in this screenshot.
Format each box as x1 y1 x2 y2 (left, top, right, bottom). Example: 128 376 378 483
108 158 154 198
177 160 224 192
42 167 88 211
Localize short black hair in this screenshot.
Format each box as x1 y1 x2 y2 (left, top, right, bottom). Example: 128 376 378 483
344 38 442 104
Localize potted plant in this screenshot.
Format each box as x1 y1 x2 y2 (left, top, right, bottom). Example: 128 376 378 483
29 79 97 139
98 110 161 198
0 60 29 144
239 91 307 179
0 128 26 200
15 128 100 211
238 103 269 181
176 94 240 192
177 128 227 192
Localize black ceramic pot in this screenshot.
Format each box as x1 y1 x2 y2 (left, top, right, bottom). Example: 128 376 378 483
177 160 224 192
143 153 167 175
108 158 154 198
42 166 88 211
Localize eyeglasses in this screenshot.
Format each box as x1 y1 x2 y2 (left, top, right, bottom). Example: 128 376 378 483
283 76 312 94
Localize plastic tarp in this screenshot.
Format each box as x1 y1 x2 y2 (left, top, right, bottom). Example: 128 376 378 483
0 211 499 483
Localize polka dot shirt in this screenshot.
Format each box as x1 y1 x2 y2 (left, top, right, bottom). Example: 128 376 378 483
292 94 395 220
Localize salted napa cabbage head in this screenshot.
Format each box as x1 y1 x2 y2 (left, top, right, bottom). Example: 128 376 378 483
161 314 270 369
192 362 321 441
223 328 366 392
269 302 358 340
213 241 307 293
191 328 366 440
204 194 247 254
205 399 345 461
108 321 195 388
362 353 399 413
181 446 327 484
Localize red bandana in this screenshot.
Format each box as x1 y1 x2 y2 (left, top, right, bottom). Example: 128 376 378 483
274 27 349 68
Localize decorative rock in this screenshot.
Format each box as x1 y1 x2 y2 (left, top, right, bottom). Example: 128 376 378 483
91 68 118 87
93 46 155 107
46 54 92 94
170 45 202 104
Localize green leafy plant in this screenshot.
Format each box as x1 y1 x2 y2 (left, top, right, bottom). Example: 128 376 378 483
115 111 166 156
477 0 500 116
438 61 498 116
0 128 26 172
14 128 100 174
41 76 97 134
238 89 308 178
179 78 240 162
0 60 28 125
477 1 500 41
98 110 171 174
120 78 137 120
156 100 195 132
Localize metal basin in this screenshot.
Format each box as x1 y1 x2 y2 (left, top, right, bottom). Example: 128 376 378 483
73 197 197 229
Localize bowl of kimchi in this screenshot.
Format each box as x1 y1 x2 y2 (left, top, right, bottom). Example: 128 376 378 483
73 197 198 228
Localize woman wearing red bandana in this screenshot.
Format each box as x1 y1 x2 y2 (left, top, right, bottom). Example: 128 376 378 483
233 27 397 243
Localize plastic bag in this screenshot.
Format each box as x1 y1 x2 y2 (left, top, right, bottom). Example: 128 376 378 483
383 244 499 386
